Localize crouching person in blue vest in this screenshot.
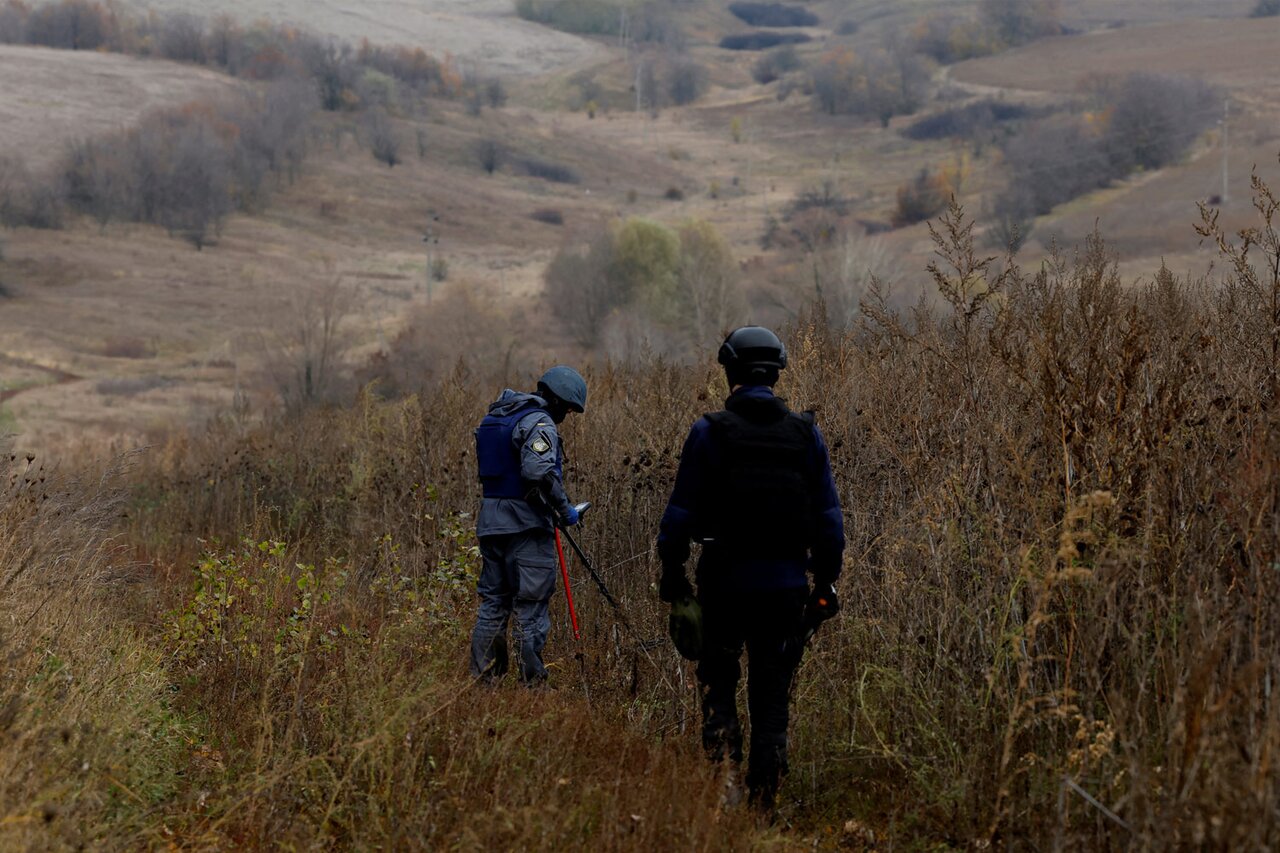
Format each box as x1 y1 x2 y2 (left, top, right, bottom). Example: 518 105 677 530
470 366 587 685
658 327 845 810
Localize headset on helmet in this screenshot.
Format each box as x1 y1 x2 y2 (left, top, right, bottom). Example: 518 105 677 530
718 326 788 371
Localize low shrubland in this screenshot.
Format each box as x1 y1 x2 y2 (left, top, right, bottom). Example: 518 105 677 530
910 0 1061 65
720 31 810 51
515 0 624 36
514 0 683 44
728 2 818 28
5 166 1280 847
0 3 463 244
901 98 1039 144
750 44 801 85
60 85 312 247
991 73 1219 234
542 217 742 355
810 46 930 125
0 1 459 104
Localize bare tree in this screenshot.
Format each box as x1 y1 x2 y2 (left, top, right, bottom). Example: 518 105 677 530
158 13 207 63
0 3 27 42
980 0 1061 45
364 107 400 167
667 61 706 106
475 138 504 175
159 119 234 249
25 0 108 50
824 232 902 327
677 219 743 345
485 79 508 108
265 269 353 410
544 227 619 348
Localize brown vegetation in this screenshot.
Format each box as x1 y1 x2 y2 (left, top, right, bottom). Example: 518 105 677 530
6 170 1280 844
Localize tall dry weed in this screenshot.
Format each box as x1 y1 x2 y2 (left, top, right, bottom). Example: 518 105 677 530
9 166 1280 847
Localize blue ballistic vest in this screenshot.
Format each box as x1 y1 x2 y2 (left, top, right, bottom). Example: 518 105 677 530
475 406 560 499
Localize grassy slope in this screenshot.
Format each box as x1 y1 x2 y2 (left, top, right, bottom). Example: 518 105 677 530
3 1 1279 452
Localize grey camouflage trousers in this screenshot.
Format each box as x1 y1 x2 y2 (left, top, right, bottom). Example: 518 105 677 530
469 528 558 683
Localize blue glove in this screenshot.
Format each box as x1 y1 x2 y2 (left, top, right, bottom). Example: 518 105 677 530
562 505 580 527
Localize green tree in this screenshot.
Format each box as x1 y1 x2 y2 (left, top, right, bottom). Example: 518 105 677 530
611 218 680 322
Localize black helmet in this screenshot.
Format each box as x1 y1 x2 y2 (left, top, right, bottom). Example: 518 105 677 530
718 326 787 371
537 365 588 413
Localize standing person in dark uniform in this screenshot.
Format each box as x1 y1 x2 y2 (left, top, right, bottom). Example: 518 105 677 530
470 366 587 685
657 326 845 809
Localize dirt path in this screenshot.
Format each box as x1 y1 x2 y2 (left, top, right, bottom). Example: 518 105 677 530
0 355 80 405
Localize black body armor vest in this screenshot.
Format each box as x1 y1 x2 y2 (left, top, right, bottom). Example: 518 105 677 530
699 394 816 557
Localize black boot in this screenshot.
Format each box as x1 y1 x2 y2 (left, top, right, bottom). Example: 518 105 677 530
746 742 787 811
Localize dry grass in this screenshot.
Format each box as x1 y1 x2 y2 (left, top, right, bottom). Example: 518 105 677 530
952 17 1280 93
5 0 1280 459
120 0 604 76
0 175 1253 845
0 45 237 172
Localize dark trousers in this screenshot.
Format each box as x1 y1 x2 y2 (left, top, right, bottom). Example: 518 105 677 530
469 528 558 683
696 586 807 802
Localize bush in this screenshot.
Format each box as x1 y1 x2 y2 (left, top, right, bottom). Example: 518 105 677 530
0 156 64 229
60 86 311 246
96 376 171 396
476 139 504 175
901 99 1035 142
0 2 26 42
544 226 619 347
158 13 207 63
728 2 818 27
988 183 1035 251
517 157 580 184
22 175 1280 850
751 44 801 84
365 107 400 167
1000 116 1114 216
664 186 685 201
429 258 448 282
892 167 951 227
1099 73 1218 173
812 46 929 125
0 3 458 105
486 79 508 108
611 217 680 319
667 61 707 106
514 0 622 35
980 0 1062 45
1253 0 1280 16
909 11 1000 64
719 31 810 51
988 73 1218 223
24 0 110 50
531 208 565 225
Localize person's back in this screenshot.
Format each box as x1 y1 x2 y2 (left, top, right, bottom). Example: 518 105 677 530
658 327 845 808
469 367 587 685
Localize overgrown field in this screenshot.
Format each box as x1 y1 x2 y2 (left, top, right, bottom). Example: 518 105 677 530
4 174 1280 847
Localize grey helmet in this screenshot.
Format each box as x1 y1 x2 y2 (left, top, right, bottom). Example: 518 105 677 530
537 365 588 413
718 326 788 371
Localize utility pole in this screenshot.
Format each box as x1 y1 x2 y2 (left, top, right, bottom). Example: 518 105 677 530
1221 98 1230 206
423 218 439 303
